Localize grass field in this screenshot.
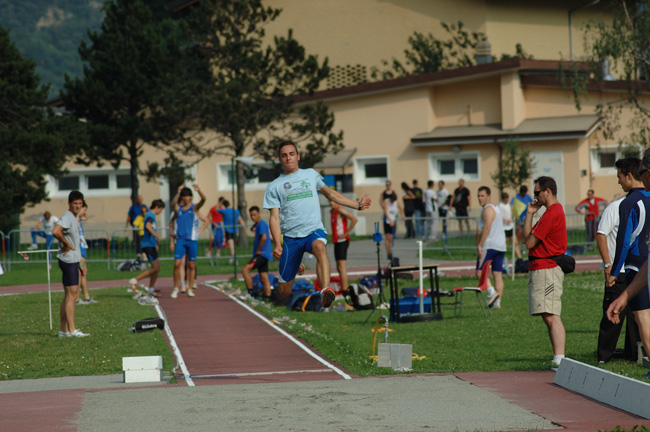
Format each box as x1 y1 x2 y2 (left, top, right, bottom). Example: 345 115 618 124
2 265 648 384
0 287 174 380
241 271 650 380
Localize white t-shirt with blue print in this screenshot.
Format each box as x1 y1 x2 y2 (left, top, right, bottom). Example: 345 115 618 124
263 168 326 238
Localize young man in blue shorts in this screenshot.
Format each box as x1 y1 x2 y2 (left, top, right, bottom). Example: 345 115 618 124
476 186 506 308
263 141 372 308
171 186 209 299
130 199 165 295
242 206 273 298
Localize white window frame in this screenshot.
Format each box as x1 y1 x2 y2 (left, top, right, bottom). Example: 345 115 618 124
590 145 640 176
216 161 274 192
428 151 480 182
45 167 132 198
353 155 389 186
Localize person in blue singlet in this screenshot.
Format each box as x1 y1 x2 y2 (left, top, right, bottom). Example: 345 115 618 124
129 199 166 296
263 141 372 309
170 185 209 299
218 200 246 265
241 206 273 298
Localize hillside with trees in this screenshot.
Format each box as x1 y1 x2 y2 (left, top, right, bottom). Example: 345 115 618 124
0 0 104 97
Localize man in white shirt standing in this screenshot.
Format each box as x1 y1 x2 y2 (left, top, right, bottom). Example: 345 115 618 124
423 180 438 241
597 197 638 363
499 192 520 260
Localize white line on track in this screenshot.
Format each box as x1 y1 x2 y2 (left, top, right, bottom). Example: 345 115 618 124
154 304 195 387
192 369 333 379
205 281 352 380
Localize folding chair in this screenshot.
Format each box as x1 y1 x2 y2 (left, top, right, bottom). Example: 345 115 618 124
452 259 493 318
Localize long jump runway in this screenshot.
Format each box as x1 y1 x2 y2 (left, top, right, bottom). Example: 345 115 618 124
156 282 351 386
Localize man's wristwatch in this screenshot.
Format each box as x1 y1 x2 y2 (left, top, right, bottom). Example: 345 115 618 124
358 201 362 211
604 263 612 269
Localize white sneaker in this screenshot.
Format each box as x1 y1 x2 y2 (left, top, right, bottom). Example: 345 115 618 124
171 288 179 299
487 291 499 307
28 244 38 250
58 330 69 337
187 289 195 298
69 329 89 337
128 278 138 292
228 258 234 264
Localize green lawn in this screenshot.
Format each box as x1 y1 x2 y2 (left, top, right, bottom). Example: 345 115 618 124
242 271 650 380
0 287 174 380
2 269 648 384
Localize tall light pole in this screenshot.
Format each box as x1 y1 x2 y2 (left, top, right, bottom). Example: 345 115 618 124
231 155 255 279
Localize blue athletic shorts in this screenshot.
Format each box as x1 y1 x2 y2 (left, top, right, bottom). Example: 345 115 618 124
174 238 198 261
278 229 327 283
80 247 87 259
476 249 505 272
212 224 224 249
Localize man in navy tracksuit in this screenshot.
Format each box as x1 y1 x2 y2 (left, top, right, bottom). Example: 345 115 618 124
607 157 650 363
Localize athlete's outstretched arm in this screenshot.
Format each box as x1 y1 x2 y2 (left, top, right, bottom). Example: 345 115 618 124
320 186 371 211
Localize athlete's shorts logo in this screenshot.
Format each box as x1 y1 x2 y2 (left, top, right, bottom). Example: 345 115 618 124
283 182 292 190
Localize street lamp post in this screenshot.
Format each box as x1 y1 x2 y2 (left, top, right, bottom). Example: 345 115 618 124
231 155 255 279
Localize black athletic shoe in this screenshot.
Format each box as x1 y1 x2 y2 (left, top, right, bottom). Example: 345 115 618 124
321 287 336 308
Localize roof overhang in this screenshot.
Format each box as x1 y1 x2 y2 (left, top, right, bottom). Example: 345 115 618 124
411 115 601 147
314 148 356 169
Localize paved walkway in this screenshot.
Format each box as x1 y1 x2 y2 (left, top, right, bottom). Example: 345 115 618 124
0 249 643 431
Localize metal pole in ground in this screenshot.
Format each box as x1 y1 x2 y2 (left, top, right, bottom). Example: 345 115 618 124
18 249 57 330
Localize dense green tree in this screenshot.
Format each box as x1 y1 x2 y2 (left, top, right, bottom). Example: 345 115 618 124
371 22 532 80
179 0 344 222
490 137 535 193
0 25 85 233
61 0 202 210
567 0 650 149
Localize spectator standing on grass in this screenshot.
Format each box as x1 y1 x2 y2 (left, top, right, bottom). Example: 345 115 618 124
401 182 416 239
76 201 97 305
575 189 608 245
605 157 650 365
219 200 246 265
437 181 450 237
499 192 519 259
383 192 404 264
129 200 166 295
476 186 505 309
596 196 639 363
329 199 358 292
380 180 394 211
242 206 273 299
263 141 371 308
423 180 438 241
523 176 567 368
452 179 471 236
125 195 148 258
207 197 225 258
607 151 650 379
412 179 424 238
51 190 88 337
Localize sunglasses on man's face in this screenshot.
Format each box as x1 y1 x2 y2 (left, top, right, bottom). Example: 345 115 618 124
533 189 542 197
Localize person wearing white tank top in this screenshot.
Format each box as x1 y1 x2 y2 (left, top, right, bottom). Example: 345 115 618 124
477 186 507 308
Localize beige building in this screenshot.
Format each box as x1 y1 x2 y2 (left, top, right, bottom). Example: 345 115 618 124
23 1 631 235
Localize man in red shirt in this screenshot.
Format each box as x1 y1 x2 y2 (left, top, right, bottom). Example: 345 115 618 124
524 176 567 368
207 197 225 258
575 189 608 245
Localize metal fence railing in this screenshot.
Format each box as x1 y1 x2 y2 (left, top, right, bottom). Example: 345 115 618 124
0 210 606 272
